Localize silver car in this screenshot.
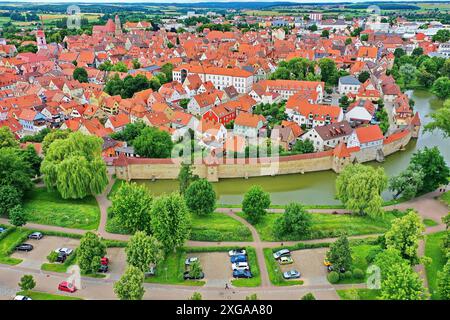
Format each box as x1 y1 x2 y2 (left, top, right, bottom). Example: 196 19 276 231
283 269 301 279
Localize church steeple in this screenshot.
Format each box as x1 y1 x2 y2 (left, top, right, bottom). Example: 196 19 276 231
115 15 122 36
36 16 47 50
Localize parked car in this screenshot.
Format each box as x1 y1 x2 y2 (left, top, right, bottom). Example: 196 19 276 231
28 232 43 240
327 265 346 273
232 269 252 279
144 266 156 278
13 295 32 300
98 264 108 273
228 248 246 257
183 271 205 280
0 227 6 233
101 257 109 265
323 259 332 267
16 244 33 252
230 254 247 263
55 248 73 255
231 262 249 271
279 256 294 265
273 249 290 260
185 257 198 266
283 270 301 279
56 252 67 263
58 281 76 293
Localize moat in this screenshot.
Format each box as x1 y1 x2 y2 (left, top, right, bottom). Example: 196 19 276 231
134 90 448 205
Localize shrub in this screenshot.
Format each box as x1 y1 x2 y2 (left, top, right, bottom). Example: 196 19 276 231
353 268 364 280
366 247 383 264
47 251 58 263
327 271 339 284
344 270 353 279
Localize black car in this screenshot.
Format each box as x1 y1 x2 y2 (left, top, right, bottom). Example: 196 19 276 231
28 232 43 240
183 271 205 280
16 244 33 252
327 265 346 273
56 252 67 263
98 265 108 273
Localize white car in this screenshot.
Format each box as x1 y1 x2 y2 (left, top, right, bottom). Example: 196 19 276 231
55 248 73 255
185 257 198 266
231 262 249 271
14 295 32 300
228 249 246 257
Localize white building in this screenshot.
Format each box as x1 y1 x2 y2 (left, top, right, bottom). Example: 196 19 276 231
338 75 361 95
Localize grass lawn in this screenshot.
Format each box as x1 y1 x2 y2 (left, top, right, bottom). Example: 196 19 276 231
423 218 439 227
23 188 100 230
107 179 125 199
107 210 252 242
337 288 381 300
237 211 400 242
144 250 204 286
332 244 381 285
0 228 31 265
17 290 83 300
190 213 252 242
263 248 303 286
425 231 447 300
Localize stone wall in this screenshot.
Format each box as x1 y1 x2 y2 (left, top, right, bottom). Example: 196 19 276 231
114 130 413 181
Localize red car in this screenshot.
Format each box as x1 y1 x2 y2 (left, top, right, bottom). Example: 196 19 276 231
101 257 109 265
58 281 77 293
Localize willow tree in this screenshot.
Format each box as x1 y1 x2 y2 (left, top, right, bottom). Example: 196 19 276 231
40 132 108 199
336 164 388 219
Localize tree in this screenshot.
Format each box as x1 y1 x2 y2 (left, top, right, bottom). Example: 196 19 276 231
409 147 449 193
189 260 203 278
399 64 417 88
358 71 370 84
190 292 202 300
19 275 36 291
111 182 153 234
274 203 312 239
432 29 450 43
133 126 174 158
360 34 369 42
110 121 146 144
242 185 271 224
0 147 33 196
246 293 258 300
339 95 350 111
42 130 71 154
40 132 108 199
432 77 450 100
178 163 199 195
114 265 145 300
380 262 428 300
292 139 315 154
21 144 41 177
389 165 425 200
373 247 405 278
319 58 339 85
126 231 163 272
77 232 106 274
326 235 352 271
301 293 316 300
412 47 424 57
425 99 450 137
73 67 88 83
385 210 424 264
308 24 318 32
9 205 26 227
437 259 450 300
18 44 37 53
0 127 19 149
111 62 128 73
150 193 191 253
345 38 352 45
394 48 406 59
161 63 174 82
336 164 387 218
132 58 141 69
185 179 216 216
0 185 21 217
321 29 329 38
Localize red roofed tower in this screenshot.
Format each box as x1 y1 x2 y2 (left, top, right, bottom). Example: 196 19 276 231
36 16 47 50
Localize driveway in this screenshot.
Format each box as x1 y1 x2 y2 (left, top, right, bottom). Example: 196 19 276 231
11 236 80 270
280 248 329 286
195 252 230 288
105 247 126 281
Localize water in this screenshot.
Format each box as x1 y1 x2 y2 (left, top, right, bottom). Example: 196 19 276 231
136 90 448 205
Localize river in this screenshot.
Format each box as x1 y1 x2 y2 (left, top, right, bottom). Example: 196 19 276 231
135 90 448 205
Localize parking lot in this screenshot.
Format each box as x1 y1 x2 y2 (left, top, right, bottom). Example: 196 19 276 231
105 247 126 280
190 252 231 287
279 248 329 286
11 236 80 270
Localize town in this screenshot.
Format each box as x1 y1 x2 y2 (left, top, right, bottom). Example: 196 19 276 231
0 1 449 303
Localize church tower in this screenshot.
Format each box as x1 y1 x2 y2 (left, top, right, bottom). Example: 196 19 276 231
115 15 122 36
36 17 47 50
